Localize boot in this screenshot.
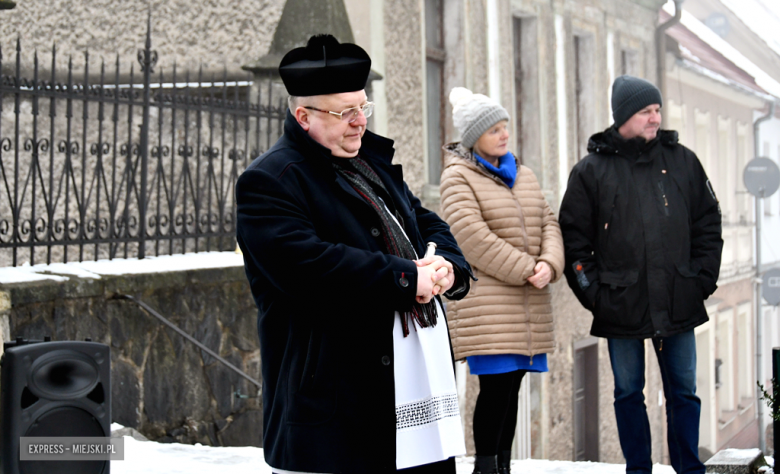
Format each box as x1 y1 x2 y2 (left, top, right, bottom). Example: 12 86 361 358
497 450 511 474
472 454 498 474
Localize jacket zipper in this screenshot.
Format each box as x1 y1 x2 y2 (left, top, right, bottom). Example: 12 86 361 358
463 152 537 360
658 181 670 216
509 187 535 363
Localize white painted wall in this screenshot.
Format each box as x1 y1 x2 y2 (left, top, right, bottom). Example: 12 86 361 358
754 113 780 271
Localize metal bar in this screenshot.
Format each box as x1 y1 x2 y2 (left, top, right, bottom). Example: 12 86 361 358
181 68 191 253
64 55 73 263
265 72 272 154
121 63 134 260
219 68 227 251
13 38 21 266
757 191 765 452
0 44 6 250
169 62 176 256
194 64 203 254
46 45 57 264
109 54 120 259
206 72 216 252
154 65 164 257
113 294 262 391
79 51 89 262
95 59 106 261
0 229 234 246
138 14 154 259
243 72 251 162
755 102 775 453
277 96 283 142
30 50 39 265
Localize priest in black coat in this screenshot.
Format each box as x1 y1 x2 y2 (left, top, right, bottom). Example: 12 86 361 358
236 35 472 474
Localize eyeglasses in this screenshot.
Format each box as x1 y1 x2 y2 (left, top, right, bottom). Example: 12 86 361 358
304 102 374 123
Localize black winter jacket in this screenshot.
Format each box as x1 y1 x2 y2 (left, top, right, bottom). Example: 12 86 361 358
560 127 722 339
235 111 471 474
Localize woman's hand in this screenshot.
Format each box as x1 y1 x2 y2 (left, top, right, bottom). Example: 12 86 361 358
527 261 552 289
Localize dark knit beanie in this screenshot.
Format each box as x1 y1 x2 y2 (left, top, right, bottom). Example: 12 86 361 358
611 75 663 128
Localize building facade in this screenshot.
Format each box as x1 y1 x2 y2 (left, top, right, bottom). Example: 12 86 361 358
4 0 778 464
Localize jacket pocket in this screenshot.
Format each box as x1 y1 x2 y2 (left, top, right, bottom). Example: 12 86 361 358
287 329 337 425
598 188 619 252
599 270 639 289
672 262 703 322
299 330 320 392
595 270 643 328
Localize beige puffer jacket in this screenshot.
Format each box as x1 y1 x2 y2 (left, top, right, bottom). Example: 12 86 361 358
440 143 564 361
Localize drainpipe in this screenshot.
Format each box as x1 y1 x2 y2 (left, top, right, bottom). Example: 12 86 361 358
753 100 775 454
655 0 683 128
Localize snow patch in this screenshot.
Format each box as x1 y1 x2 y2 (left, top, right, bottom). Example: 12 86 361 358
0 252 245 285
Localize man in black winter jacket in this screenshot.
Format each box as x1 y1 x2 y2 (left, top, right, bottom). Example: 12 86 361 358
559 75 722 474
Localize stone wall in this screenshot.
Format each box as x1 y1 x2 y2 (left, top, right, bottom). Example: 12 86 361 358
0 258 261 446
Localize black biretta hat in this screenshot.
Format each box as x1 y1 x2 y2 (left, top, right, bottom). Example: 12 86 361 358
279 35 371 97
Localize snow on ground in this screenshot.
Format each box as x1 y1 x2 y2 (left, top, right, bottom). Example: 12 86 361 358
0 251 245 284
109 425 676 474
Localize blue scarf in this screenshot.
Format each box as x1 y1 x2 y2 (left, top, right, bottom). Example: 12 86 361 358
474 151 518 188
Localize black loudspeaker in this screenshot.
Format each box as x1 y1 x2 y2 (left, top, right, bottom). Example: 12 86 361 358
1 338 111 474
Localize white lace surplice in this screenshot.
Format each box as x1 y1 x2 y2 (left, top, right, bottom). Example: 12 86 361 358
274 204 466 474
393 299 466 469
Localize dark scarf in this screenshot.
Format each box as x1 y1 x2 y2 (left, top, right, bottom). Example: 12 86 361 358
332 157 438 337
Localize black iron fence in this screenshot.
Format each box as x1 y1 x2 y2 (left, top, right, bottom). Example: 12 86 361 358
0 24 286 267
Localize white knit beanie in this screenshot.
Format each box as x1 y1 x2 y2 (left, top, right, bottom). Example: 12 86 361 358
449 87 510 149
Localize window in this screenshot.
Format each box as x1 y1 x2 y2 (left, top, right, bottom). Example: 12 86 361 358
513 15 543 183
717 308 735 414
620 49 639 76
717 117 731 223
574 34 595 162
736 124 748 223
425 0 445 186
737 302 752 400
667 101 685 142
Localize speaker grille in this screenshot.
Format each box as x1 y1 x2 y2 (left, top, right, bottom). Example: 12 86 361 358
22 406 107 474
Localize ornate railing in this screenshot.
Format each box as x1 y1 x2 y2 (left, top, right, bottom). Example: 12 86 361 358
0 21 285 266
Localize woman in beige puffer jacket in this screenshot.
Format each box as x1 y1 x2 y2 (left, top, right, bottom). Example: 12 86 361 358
440 87 564 474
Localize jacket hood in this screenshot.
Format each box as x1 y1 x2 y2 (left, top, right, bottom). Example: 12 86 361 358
587 126 679 156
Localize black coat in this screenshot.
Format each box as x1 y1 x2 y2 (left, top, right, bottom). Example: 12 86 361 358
559 128 722 339
235 111 471 473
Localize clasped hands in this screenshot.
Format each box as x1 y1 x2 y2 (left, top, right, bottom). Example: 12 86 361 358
414 255 455 304
526 261 552 289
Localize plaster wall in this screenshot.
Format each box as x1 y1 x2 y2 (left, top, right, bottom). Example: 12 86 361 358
665 69 761 454
0 0 285 80
753 113 780 270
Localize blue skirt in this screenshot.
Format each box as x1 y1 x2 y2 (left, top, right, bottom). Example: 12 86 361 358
467 353 548 375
